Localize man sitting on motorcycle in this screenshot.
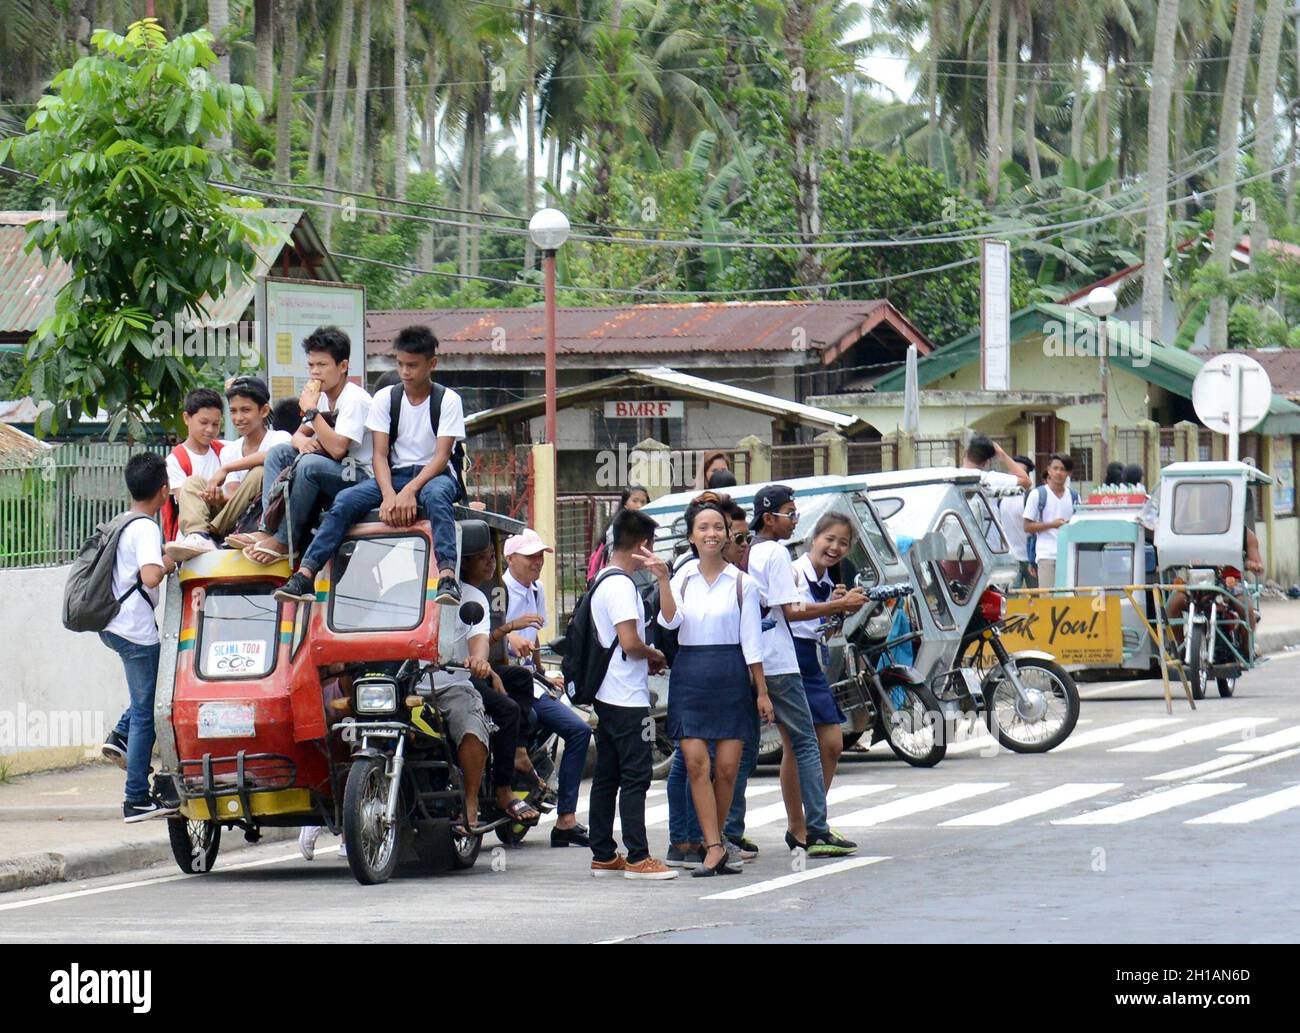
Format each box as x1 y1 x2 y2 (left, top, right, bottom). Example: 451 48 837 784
436 550 540 833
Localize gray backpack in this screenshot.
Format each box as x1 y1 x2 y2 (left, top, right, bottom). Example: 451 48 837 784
62 512 156 633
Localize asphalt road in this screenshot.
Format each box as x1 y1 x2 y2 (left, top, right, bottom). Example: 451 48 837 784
3 656 1299 944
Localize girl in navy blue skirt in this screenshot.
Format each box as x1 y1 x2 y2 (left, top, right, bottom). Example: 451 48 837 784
790 513 868 794
659 499 774 877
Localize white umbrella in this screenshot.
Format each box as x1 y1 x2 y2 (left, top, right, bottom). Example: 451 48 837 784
902 344 921 435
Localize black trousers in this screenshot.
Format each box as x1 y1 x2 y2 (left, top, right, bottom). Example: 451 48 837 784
493 664 539 739
589 700 653 864
471 677 520 789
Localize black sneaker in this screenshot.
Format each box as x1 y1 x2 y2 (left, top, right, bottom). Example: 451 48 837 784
274 571 315 602
152 775 182 810
550 823 590 848
665 844 706 869
123 799 177 823
434 576 461 607
807 829 858 857
102 729 128 770
784 830 807 853
727 834 759 860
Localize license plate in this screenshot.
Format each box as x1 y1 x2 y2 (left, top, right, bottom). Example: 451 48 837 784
197 702 256 739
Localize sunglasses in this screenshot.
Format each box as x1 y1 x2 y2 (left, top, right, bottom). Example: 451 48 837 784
730 532 753 545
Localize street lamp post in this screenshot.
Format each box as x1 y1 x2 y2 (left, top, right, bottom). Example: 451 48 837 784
528 208 570 445
1086 286 1118 472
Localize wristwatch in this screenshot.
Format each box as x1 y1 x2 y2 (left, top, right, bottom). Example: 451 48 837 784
301 408 320 425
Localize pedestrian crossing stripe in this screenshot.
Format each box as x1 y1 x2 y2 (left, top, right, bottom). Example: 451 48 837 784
1051 783 1243 825
1185 784 1300 824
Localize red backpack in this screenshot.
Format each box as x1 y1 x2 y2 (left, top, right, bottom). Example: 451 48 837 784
161 441 224 541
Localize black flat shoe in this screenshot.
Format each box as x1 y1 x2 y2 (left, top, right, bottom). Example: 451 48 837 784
550 823 590 847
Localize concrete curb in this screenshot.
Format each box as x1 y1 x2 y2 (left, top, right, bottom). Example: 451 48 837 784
0 826 299 895
0 804 121 821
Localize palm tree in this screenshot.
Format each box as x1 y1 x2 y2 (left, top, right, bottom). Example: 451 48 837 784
275 0 299 181
986 0 1002 200
349 0 372 194
1251 0 1287 273
1141 0 1181 339
322 0 356 245
392 0 408 201
211 0 232 150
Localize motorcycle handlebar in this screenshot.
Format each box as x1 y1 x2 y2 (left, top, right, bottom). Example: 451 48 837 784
866 582 914 602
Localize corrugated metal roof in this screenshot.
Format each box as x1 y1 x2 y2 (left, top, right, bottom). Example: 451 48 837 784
367 299 933 359
0 208 327 334
0 421 52 463
1209 349 1300 402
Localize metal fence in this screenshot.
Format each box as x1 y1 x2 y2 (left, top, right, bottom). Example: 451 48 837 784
0 441 170 569
914 437 960 467
846 439 896 475
555 492 623 628
1068 433 1100 491
464 446 533 526
770 443 827 480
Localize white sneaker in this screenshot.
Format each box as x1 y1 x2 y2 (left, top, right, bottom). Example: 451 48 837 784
165 532 217 562
298 825 320 861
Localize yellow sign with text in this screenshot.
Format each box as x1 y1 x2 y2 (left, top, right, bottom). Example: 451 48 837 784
999 594 1123 665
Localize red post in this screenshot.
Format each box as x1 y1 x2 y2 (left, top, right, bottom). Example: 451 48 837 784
544 249 557 445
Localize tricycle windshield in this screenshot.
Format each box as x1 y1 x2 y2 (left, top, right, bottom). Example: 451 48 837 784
197 585 281 680
1075 542 1135 587
962 489 1008 553
330 534 430 632
873 483 951 541
1170 480 1234 535
849 494 897 564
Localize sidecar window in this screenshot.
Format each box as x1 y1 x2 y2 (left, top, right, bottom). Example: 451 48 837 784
197 587 280 680
963 490 1007 553
1171 481 1232 535
932 513 981 606
330 534 429 632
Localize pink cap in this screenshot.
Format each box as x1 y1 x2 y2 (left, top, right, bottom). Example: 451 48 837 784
504 528 554 557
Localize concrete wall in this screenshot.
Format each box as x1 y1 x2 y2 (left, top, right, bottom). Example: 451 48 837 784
0 564 154 774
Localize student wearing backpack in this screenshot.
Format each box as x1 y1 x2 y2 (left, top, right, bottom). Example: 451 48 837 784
161 388 226 542
165 376 291 561
657 499 773 878
1024 452 1077 589
274 325 464 606
587 484 650 582
95 453 181 822
240 326 374 563
585 508 678 880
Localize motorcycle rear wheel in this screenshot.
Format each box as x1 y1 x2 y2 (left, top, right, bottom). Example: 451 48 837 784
881 682 947 767
1186 623 1208 701
167 816 220 874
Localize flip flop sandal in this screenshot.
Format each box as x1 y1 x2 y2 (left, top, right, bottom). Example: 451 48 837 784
225 532 262 549
503 798 540 824
244 541 289 565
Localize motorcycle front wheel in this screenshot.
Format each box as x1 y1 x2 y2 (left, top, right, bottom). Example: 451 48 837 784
167 815 220 874
983 657 1080 753
343 756 403 885
880 681 947 767
1186 623 1208 701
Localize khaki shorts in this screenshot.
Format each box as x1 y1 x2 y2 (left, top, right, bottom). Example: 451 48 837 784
433 678 491 749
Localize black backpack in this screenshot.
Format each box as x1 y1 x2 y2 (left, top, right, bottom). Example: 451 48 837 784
62 512 155 633
388 383 468 503
556 569 646 705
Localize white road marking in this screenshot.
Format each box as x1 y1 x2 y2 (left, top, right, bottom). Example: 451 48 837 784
1146 755 1248 781
1218 724 1300 754
1191 746 1300 781
1109 718 1275 753
1050 718 1183 752
1078 679 1156 699
832 783 1008 827
940 783 1124 827
743 784 894 829
1052 783 1244 825
1186 785 1300 825
700 855 889 901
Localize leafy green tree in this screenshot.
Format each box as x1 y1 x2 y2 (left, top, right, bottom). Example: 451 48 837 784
722 149 1031 344
0 18 272 438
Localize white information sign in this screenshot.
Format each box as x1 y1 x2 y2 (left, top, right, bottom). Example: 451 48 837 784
981 239 1011 392
258 278 367 403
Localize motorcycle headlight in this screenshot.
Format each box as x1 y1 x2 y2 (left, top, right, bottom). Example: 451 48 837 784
1187 568 1216 588
355 677 398 715
866 612 893 639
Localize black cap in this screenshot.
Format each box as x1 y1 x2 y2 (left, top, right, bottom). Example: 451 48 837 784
750 484 795 531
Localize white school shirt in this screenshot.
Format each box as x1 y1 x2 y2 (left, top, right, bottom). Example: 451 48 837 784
432 583 490 691
1024 485 1076 561
656 558 762 665
224 429 293 487
980 470 1024 493
788 552 833 641
319 380 375 475
588 567 650 708
165 442 227 490
365 384 466 476
744 537 802 676
999 492 1029 562
103 516 164 645
503 568 548 693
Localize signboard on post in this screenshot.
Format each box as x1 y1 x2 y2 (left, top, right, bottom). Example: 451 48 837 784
603 400 683 419
998 595 1123 665
981 239 1011 392
256 277 367 402
1192 353 1271 462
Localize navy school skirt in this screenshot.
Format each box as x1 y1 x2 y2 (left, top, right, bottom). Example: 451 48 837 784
667 643 754 742
793 636 847 726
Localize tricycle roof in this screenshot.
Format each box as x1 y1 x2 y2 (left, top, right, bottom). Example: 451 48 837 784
1159 460 1273 486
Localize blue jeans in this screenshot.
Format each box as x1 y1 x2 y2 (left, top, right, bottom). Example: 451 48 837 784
531 692 592 816
262 445 362 548
301 466 459 574
100 631 161 803
666 704 760 844
765 672 829 837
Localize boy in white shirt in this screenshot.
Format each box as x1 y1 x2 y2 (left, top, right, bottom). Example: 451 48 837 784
587 508 678 880
161 388 226 541
275 325 464 606
1024 452 1077 588
99 452 181 822
241 326 374 563
166 376 291 560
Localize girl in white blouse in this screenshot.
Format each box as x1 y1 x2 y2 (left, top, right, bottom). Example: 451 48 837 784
658 500 774 877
